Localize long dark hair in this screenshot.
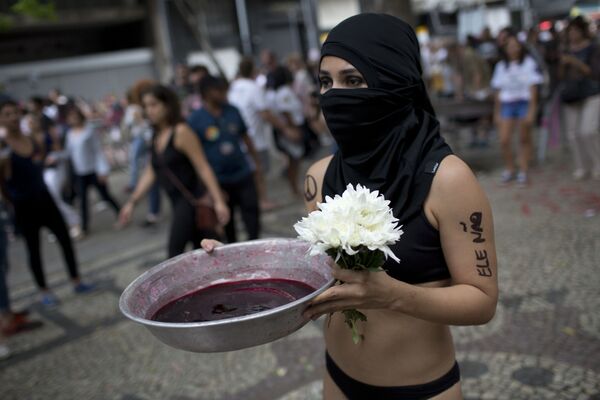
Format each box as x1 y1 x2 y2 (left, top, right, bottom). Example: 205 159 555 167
501 34 527 66
140 84 183 127
566 16 592 41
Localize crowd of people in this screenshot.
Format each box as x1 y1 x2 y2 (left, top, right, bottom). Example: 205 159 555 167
422 16 600 185
0 45 330 359
0 14 598 361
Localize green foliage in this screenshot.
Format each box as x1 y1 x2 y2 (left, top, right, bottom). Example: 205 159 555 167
11 0 57 20
0 0 57 31
0 13 12 30
327 247 386 272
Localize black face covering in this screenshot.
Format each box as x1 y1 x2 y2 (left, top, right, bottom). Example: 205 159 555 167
320 14 452 223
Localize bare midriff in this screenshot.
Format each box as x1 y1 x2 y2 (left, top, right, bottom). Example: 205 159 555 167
324 278 456 387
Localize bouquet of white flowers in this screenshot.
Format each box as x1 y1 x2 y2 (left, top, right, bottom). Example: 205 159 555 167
294 183 403 343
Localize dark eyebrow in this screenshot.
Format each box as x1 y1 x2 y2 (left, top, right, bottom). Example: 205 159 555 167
319 68 363 77
339 68 361 75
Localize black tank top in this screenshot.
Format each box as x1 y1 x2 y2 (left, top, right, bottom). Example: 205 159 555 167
383 210 450 284
150 129 204 203
5 139 47 202
322 165 450 285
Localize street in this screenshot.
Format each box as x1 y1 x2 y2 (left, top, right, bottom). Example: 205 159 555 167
1 141 600 400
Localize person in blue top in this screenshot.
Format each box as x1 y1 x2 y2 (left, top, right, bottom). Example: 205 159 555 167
188 76 261 243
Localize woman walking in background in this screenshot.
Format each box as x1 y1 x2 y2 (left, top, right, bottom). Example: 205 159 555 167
28 114 82 239
65 106 120 235
119 85 229 257
559 16 600 181
124 88 152 193
123 83 161 226
491 34 543 186
267 66 305 197
0 100 94 307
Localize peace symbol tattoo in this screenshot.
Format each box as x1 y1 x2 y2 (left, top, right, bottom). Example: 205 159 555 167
304 174 318 202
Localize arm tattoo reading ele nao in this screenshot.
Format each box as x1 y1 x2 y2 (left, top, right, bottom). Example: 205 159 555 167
304 174 318 202
460 212 493 277
475 249 492 277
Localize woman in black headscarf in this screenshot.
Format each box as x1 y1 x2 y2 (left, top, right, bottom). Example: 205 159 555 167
300 14 498 399
203 14 497 399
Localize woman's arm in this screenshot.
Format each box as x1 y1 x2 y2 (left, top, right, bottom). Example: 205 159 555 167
303 155 333 212
561 54 592 76
127 165 156 206
392 156 498 324
174 123 230 225
119 165 156 226
304 156 498 326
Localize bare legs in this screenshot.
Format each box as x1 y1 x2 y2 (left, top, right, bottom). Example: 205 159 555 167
518 119 533 174
498 118 517 174
498 117 533 183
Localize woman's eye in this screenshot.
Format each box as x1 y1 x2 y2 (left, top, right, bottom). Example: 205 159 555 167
319 78 332 89
347 77 364 87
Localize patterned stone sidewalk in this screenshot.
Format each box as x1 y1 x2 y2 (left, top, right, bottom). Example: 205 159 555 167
1 148 599 399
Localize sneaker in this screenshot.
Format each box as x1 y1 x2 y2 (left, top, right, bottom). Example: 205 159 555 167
74 282 97 295
516 172 529 187
94 201 108 213
69 226 83 240
0 344 10 360
141 214 158 228
41 293 60 308
499 170 515 185
573 169 588 181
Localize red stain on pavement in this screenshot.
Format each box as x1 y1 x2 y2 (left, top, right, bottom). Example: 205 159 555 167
521 203 531 216
559 186 582 196
540 200 560 213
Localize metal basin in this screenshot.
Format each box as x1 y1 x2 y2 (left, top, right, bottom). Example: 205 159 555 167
119 238 333 353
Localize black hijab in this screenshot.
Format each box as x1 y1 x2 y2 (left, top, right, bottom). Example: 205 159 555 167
320 13 452 223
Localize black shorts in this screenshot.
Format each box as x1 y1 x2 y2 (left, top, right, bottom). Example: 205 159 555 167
326 351 460 399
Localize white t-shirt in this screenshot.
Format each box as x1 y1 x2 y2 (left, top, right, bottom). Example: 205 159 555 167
228 78 271 151
491 56 543 102
66 123 110 176
270 85 304 127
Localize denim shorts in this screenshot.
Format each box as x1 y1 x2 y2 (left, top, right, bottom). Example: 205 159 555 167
501 100 530 119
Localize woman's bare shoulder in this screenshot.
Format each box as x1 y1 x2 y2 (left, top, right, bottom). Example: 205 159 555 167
428 155 490 224
173 122 200 146
307 155 334 177
435 155 476 185
304 155 334 211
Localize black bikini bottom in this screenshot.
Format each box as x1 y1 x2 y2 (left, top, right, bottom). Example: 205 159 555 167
325 351 460 400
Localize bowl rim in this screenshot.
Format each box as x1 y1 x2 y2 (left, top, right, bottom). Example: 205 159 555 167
119 238 334 329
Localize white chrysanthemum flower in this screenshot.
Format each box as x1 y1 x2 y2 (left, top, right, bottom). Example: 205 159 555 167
294 183 403 262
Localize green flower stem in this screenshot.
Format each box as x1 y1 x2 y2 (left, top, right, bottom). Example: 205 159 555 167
325 247 387 344
343 309 367 344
